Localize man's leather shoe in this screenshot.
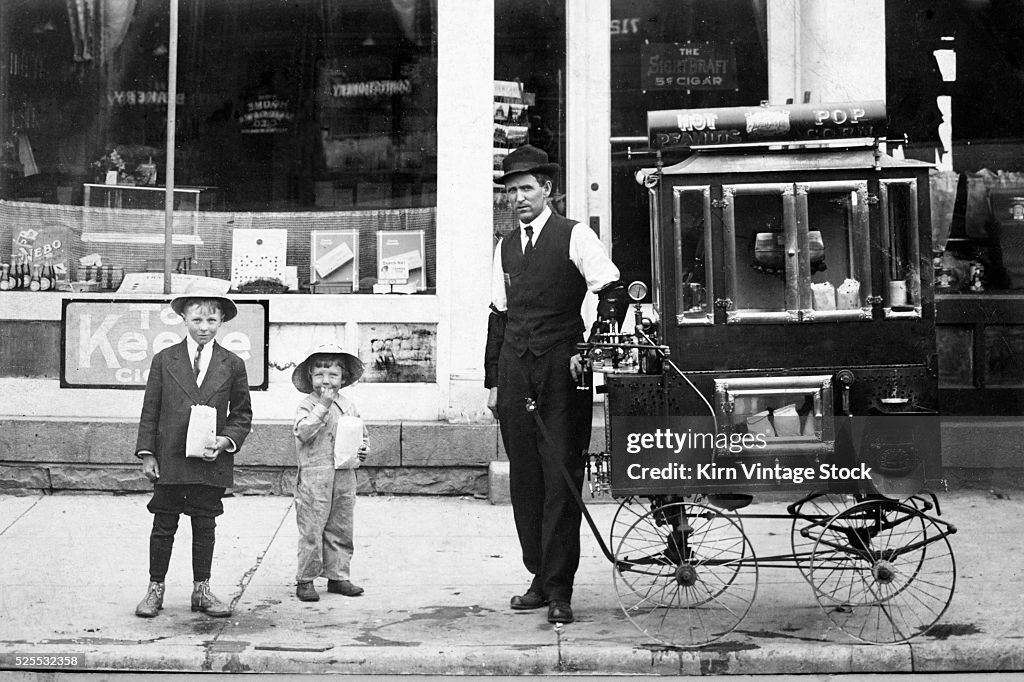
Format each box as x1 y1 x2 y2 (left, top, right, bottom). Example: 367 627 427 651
327 579 364 596
510 590 546 610
547 600 574 624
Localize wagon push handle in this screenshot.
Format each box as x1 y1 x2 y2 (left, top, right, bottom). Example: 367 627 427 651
524 397 624 568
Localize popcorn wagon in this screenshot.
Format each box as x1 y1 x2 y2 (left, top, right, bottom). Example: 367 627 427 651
574 103 957 646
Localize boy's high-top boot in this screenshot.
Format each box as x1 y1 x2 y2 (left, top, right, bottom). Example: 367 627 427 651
135 581 165 618
296 581 319 602
191 579 232 617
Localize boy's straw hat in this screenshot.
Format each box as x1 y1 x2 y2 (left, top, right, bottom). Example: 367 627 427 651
170 283 238 322
292 342 365 392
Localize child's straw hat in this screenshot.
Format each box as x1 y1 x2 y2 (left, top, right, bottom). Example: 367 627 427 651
292 342 364 392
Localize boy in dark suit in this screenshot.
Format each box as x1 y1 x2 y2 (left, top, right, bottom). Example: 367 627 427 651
134 288 253 618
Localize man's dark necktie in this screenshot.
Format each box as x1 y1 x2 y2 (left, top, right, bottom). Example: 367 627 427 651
524 225 535 257
193 343 204 380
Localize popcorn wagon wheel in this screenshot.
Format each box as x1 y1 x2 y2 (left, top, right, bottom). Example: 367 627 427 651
608 494 727 605
808 499 957 644
788 491 860 599
612 500 757 646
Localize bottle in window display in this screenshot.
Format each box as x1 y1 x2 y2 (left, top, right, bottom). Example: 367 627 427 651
0 263 10 291
14 256 25 289
28 262 41 291
38 255 54 291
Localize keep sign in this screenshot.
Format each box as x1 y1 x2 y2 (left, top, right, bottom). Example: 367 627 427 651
61 299 268 389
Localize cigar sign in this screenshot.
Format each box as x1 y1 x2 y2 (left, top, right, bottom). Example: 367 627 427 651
641 42 737 91
60 299 269 389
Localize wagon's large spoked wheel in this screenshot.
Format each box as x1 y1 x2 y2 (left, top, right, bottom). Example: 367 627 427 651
611 496 721 609
611 495 712 560
809 499 956 644
789 492 857 596
613 501 757 646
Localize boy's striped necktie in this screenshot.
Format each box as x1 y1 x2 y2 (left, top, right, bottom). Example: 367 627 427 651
194 344 204 379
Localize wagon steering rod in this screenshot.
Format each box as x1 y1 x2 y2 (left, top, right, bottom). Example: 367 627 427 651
524 397 623 568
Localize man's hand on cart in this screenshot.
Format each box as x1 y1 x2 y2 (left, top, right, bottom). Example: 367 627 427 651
569 354 585 382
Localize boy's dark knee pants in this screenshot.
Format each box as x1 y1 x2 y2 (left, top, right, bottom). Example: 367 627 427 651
147 484 225 583
149 513 179 583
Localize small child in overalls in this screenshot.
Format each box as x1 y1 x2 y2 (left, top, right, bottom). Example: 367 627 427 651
291 343 369 602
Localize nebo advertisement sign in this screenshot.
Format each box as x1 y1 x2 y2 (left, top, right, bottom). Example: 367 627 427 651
61 299 268 389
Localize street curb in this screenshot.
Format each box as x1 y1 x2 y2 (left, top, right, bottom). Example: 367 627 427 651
37 639 1024 675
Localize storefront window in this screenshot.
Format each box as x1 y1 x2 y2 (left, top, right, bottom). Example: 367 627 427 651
1 0 437 212
1 0 438 294
886 1 1024 294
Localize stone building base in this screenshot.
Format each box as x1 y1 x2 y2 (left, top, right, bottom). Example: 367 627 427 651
0 417 1020 498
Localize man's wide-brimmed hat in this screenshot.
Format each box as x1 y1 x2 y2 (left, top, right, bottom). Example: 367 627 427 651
170 284 238 322
496 144 560 184
292 342 365 393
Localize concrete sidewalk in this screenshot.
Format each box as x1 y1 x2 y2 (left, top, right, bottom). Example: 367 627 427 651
0 490 1021 675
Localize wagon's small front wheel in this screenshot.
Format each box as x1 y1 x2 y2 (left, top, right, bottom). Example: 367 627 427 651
613 501 758 646
808 499 956 644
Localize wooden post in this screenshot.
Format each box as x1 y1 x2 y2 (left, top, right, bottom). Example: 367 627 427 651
163 0 179 294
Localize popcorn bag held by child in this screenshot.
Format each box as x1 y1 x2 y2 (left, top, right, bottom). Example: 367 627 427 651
334 414 365 469
185 405 218 457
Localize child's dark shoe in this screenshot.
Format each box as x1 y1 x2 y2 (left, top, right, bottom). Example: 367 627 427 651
191 579 232 617
296 581 320 601
135 581 165 618
327 579 364 596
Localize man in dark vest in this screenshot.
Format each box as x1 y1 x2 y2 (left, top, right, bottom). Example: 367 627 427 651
485 145 626 624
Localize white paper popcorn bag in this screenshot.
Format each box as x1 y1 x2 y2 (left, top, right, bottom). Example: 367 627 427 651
185 405 217 458
334 414 365 469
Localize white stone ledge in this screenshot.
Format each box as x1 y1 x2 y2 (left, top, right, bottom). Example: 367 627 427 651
0 292 440 324
0 378 442 421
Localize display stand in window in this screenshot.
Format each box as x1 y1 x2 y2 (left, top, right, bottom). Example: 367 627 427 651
310 230 358 294
374 230 425 293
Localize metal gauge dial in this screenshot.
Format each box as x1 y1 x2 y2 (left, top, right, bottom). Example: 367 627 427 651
627 281 648 302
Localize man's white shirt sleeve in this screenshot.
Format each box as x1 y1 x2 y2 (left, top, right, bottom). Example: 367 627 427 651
491 238 507 312
569 223 620 292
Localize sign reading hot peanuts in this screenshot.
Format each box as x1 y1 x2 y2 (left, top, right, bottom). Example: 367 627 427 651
61 299 268 389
